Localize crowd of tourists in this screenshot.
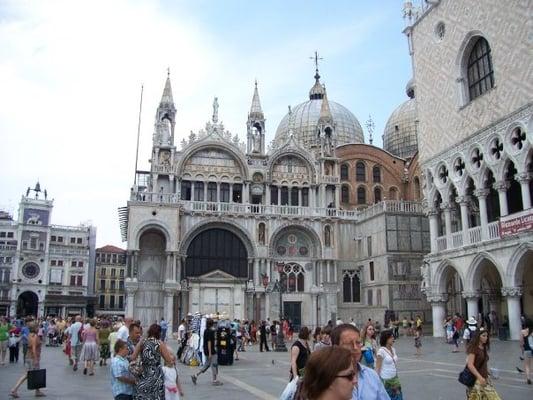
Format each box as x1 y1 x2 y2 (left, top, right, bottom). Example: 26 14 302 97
2 312 532 399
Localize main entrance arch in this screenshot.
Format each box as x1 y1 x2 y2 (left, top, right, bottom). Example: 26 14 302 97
185 228 248 278
17 291 38 317
184 227 250 318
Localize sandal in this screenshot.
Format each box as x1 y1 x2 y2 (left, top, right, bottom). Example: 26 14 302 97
35 392 46 397
9 392 19 398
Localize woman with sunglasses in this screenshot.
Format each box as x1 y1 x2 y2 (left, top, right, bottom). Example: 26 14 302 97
465 328 501 399
299 346 356 400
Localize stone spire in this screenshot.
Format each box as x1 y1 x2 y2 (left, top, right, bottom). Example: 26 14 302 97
249 80 264 119
309 51 325 100
160 70 174 105
319 88 333 124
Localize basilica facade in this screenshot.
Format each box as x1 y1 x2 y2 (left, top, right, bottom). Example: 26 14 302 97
121 68 429 330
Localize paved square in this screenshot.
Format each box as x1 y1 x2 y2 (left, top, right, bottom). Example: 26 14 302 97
0 336 530 399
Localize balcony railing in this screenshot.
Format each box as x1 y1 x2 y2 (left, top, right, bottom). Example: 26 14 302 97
436 221 503 252
129 191 423 220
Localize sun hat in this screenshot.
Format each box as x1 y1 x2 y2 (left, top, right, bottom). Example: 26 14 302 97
466 317 477 325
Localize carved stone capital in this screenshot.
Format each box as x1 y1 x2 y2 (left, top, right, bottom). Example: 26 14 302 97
455 195 469 206
426 208 439 217
124 280 139 295
501 286 522 298
493 180 510 192
426 292 448 304
516 172 532 184
462 291 480 300
474 189 490 199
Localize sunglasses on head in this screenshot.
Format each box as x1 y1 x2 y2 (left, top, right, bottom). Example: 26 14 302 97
336 371 357 381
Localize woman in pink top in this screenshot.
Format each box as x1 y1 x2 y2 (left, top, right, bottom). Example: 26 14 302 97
80 319 99 376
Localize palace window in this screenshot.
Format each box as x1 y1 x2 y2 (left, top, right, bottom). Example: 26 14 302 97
357 187 366 204
181 181 191 200
270 186 278 205
340 164 349 181
302 188 309 207
232 184 242 203
279 263 305 293
374 187 382 203
342 270 361 303
341 185 349 203
220 183 230 202
373 166 381 183
207 182 217 202
356 162 366 182
467 37 494 101
194 182 204 201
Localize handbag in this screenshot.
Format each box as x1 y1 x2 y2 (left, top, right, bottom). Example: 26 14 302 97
458 366 476 387
363 348 374 364
27 368 46 390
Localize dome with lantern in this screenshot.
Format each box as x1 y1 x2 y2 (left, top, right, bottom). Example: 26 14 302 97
273 70 364 149
383 79 418 159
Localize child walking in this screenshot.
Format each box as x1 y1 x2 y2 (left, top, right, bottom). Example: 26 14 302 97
414 325 422 356
163 356 184 400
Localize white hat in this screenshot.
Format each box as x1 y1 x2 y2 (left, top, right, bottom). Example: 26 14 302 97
467 317 477 325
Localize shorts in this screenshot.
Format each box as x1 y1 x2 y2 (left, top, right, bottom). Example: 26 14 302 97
25 358 40 370
0 340 7 352
524 350 533 358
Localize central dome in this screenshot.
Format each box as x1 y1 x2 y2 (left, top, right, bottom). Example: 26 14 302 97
273 74 364 149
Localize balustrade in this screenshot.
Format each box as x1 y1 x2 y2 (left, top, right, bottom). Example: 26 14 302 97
436 236 447 251
451 231 464 248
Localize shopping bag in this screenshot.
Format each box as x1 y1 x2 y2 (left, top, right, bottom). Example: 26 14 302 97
27 368 46 390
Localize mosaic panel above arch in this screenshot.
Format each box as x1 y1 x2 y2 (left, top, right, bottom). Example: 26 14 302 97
183 147 244 179
271 155 311 185
272 230 315 258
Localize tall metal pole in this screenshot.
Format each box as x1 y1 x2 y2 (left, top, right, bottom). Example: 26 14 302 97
133 84 144 186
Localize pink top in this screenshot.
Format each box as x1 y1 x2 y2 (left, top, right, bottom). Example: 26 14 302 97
83 329 97 343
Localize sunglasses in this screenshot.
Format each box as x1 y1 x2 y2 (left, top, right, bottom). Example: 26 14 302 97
336 371 357 381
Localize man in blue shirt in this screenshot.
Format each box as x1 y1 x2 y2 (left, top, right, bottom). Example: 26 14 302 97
280 324 390 400
110 340 136 400
159 318 168 342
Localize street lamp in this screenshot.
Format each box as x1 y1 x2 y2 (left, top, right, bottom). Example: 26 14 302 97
267 262 288 352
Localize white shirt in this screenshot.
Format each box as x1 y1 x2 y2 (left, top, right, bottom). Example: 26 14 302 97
117 325 129 342
377 346 398 379
177 324 186 340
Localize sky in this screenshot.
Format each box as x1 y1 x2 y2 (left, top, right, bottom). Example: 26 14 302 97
0 0 414 248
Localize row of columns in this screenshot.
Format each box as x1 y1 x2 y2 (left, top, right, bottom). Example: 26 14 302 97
428 174 532 251
429 286 523 340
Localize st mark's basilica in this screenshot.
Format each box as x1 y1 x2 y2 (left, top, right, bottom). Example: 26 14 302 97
119 65 429 331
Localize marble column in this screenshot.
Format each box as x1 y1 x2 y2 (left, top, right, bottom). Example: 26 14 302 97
311 293 318 329
164 289 175 329
494 181 510 217
475 189 490 240
517 173 532 210
125 284 138 318
457 197 470 244
462 291 480 320
502 287 522 340
428 209 439 252
253 258 260 286
428 293 448 337
266 185 271 205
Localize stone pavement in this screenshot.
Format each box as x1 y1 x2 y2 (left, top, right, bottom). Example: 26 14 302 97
0 336 531 399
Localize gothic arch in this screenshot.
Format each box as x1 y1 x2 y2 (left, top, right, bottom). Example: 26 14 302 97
464 252 504 293
506 242 533 287
269 223 322 258
176 141 249 181
179 219 256 259
133 221 173 252
455 30 495 106
432 259 465 294
267 150 317 182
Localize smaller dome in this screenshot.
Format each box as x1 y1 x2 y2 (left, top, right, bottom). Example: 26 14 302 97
383 97 418 159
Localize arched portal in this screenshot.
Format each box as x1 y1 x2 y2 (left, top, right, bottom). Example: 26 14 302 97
440 264 465 317
512 248 533 317
136 229 166 327
469 256 504 330
17 291 38 317
185 228 248 278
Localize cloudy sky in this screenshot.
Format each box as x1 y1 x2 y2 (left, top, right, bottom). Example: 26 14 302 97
0 0 413 247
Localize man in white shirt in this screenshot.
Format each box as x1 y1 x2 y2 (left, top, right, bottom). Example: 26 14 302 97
117 317 132 343
69 315 83 371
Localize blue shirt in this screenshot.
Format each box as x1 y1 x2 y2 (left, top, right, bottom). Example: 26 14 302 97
352 364 391 400
110 355 134 397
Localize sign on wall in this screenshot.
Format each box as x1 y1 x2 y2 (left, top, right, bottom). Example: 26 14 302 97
500 209 533 238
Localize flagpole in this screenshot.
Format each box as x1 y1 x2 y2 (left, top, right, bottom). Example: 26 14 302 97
133 84 144 186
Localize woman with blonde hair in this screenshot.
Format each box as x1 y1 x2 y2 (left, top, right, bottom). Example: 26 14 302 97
361 324 377 368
